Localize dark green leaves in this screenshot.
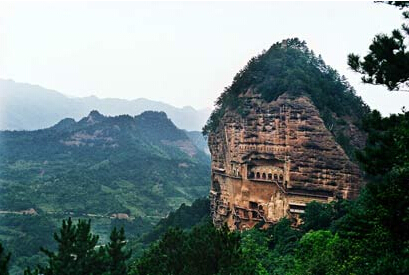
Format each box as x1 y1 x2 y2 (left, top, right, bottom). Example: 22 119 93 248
106 227 132 275
26 218 131 275
349 2 409 91
132 222 242 275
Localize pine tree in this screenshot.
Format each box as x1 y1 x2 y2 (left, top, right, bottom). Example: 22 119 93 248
72 219 101 275
348 1 409 91
106 227 131 275
40 217 77 275
26 218 108 275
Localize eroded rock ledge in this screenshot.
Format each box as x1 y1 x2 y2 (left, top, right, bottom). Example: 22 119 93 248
208 92 362 230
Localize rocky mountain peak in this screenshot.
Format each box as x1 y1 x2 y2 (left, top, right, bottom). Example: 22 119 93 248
208 39 365 230
85 110 105 124
204 38 369 154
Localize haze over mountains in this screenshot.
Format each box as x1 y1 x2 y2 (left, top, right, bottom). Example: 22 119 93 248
0 79 212 131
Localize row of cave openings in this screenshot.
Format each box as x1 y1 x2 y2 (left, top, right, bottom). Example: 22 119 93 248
248 171 284 182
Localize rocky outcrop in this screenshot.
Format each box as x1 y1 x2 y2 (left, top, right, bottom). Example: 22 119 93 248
208 92 362 230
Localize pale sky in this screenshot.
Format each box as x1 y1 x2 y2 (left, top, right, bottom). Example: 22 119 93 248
1 1 409 114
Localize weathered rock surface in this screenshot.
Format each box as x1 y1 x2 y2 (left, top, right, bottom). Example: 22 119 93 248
208 92 362 230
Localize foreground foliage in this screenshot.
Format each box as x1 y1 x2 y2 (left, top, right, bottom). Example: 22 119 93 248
24 218 131 275
131 223 243 275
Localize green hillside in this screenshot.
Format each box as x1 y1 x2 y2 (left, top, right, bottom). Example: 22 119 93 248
0 110 210 273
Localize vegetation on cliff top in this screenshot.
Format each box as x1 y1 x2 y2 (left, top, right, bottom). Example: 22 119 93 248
203 38 369 137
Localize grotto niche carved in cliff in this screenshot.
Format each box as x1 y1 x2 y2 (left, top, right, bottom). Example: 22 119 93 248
208 93 362 230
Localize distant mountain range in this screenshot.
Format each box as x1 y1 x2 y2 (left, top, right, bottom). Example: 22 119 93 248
0 79 212 131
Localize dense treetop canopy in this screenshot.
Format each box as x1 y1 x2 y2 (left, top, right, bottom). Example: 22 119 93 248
203 38 369 135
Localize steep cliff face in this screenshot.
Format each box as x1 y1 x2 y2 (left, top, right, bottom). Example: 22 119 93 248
207 39 366 230
209 93 362 230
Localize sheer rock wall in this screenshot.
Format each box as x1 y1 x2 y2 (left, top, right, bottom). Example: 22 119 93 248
208 92 362 230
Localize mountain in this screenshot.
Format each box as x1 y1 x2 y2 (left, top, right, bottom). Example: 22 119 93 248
205 38 369 230
204 39 369 156
0 110 210 273
0 110 210 216
0 79 212 131
185 131 210 155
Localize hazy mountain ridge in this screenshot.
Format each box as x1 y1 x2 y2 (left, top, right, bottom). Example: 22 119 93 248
0 79 212 131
